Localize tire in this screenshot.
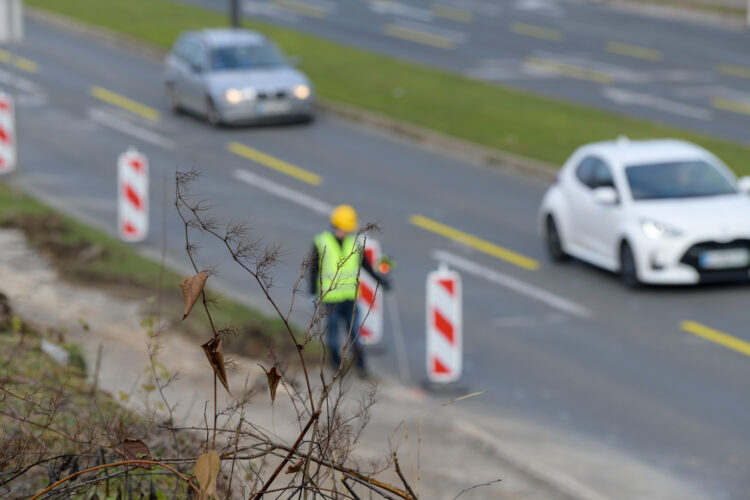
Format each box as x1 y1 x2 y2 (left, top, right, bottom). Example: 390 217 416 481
165 83 180 113
545 216 568 262
205 97 221 126
620 242 640 288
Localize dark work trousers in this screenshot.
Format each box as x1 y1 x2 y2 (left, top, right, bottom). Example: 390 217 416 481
324 299 365 371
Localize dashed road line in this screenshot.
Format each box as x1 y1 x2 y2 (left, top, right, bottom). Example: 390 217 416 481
433 250 590 317
681 321 750 358
717 63 750 79
605 41 661 62
233 168 333 215
711 97 750 116
228 142 322 185
0 49 39 73
432 4 474 23
272 0 328 18
88 108 175 150
90 86 160 121
411 215 540 270
510 22 563 42
384 23 457 49
525 57 614 84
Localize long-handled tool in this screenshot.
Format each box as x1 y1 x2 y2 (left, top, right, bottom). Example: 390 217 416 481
386 290 411 385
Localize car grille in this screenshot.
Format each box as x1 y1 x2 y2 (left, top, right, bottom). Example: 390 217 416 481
680 239 750 283
257 90 288 100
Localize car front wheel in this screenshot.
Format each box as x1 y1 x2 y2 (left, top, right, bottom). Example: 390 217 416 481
206 97 221 126
620 242 640 288
545 216 568 262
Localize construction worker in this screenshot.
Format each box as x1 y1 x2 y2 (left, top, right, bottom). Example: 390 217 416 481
309 204 390 376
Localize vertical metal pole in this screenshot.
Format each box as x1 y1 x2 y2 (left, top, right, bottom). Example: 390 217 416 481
230 0 241 28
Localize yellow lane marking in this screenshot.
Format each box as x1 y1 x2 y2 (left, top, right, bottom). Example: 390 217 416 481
228 142 322 185
0 48 39 73
525 57 614 84
432 4 474 23
711 97 750 116
272 0 327 18
384 24 456 49
90 86 160 121
510 22 563 42
717 63 750 79
410 214 540 270
605 41 661 62
681 321 750 358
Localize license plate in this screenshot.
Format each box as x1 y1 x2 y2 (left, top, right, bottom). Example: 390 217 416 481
699 248 750 269
256 100 291 115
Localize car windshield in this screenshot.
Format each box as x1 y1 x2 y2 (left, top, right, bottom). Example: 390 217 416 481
625 160 737 200
210 43 284 70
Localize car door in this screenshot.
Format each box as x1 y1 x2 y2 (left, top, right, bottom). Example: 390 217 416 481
565 155 597 251
183 41 209 112
582 159 621 266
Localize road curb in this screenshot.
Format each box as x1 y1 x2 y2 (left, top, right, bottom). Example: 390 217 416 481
25 6 558 182
591 0 747 29
455 420 611 500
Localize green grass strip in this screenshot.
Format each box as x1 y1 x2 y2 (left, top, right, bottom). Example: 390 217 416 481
26 0 750 174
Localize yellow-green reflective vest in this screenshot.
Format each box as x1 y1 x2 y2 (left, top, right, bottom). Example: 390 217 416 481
314 231 360 303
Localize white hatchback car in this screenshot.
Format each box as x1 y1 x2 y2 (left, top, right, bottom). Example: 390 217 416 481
539 138 750 286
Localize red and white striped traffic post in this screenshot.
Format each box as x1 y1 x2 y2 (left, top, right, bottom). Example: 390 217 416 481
357 239 384 345
117 147 148 242
0 93 17 174
426 263 462 383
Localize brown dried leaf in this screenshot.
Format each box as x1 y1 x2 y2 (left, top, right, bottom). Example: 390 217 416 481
194 449 221 500
202 337 230 395
260 365 281 404
115 439 151 469
286 459 304 474
180 271 209 320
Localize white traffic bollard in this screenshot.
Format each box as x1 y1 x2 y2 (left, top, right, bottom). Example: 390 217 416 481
426 263 462 383
0 93 17 174
357 239 384 345
117 147 149 242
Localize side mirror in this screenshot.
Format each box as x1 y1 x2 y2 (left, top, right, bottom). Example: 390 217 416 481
593 186 618 205
287 55 302 67
191 62 203 74
738 176 750 194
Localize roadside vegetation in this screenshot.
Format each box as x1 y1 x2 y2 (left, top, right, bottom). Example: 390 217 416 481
0 181 298 360
26 0 750 176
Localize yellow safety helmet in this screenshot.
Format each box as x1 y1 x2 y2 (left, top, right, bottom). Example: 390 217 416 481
330 204 358 232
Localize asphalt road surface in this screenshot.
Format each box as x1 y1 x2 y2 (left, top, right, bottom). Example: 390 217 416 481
5 14 750 499
182 0 750 145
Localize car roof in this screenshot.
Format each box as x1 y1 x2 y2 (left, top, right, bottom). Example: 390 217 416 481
191 29 268 48
580 138 712 168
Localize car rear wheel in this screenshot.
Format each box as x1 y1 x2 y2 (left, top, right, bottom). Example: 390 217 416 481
620 242 640 288
206 97 221 126
545 216 568 262
166 83 180 113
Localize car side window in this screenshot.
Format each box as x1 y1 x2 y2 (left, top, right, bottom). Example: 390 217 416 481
591 161 615 189
575 157 597 187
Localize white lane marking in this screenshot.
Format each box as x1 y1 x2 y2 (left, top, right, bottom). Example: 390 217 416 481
369 0 434 22
233 168 334 215
432 249 592 318
88 108 175 150
0 67 44 93
603 87 713 121
456 420 611 500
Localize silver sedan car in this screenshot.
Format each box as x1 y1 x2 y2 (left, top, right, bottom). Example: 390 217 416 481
164 29 315 125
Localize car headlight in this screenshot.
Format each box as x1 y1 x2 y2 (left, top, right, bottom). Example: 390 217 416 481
641 219 682 239
225 88 243 104
293 84 311 100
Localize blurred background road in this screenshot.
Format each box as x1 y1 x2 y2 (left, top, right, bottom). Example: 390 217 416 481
5 11 750 498
178 0 750 144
